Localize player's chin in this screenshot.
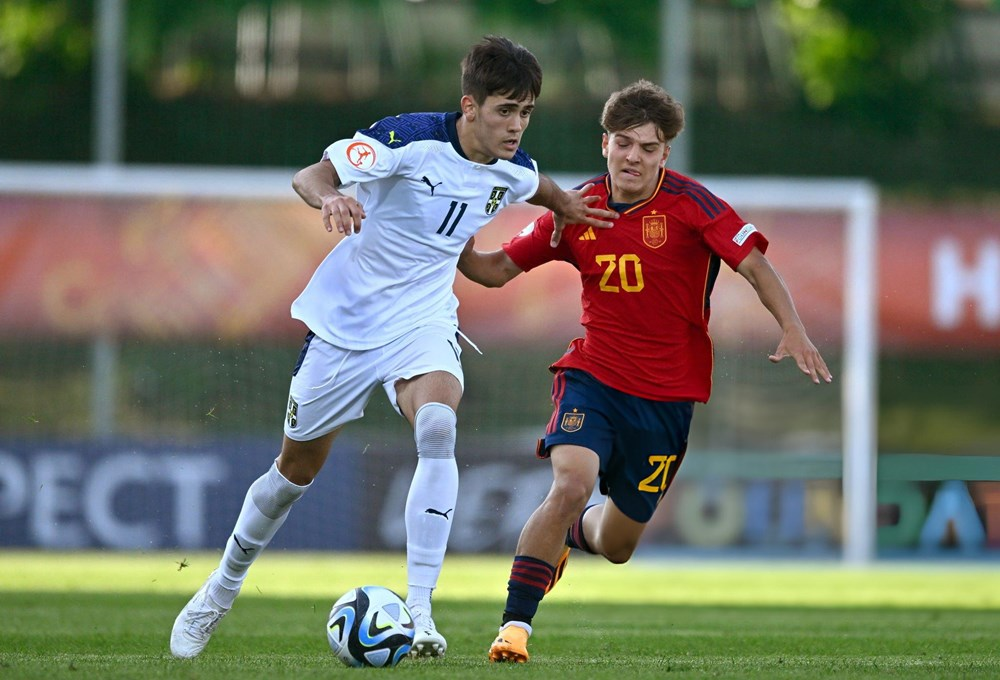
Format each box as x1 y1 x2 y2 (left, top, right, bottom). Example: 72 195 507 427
614 169 645 186
496 142 520 158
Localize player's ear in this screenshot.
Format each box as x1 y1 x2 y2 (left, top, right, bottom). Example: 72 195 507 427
460 95 477 121
661 144 671 167
601 133 610 158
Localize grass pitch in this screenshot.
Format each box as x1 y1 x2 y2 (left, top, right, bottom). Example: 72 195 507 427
1 551 999 678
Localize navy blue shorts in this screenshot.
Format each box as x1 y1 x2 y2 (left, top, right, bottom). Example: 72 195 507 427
539 369 693 523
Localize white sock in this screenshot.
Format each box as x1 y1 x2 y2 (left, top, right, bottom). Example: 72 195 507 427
501 621 533 636
407 585 433 614
213 461 309 605
405 403 458 611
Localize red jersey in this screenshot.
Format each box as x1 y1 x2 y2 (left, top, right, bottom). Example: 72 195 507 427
503 168 768 403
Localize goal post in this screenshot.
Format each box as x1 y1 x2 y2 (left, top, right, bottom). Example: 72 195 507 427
0 164 880 562
535 173 879 564
693 177 880 565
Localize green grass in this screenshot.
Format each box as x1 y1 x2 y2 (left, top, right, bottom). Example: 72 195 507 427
1 551 999 678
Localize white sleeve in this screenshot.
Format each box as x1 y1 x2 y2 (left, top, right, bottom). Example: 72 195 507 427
324 133 405 185
519 158 541 202
505 157 540 204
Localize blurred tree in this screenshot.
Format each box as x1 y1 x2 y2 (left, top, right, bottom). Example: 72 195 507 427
776 0 958 132
0 0 93 158
472 0 658 65
0 0 90 81
1 0 995 190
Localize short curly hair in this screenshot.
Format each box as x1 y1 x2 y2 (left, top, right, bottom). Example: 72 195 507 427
601 79 685 143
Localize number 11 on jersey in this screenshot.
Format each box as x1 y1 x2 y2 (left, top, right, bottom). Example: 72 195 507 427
436 201 468 237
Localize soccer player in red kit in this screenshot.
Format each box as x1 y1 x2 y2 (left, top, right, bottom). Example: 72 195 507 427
457 79 832 663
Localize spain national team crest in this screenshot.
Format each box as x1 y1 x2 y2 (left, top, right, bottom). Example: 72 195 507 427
560 409 585 433
642 213 668 249
485 186 509 215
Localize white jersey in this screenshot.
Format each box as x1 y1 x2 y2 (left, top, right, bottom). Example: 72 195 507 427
291 112 540 349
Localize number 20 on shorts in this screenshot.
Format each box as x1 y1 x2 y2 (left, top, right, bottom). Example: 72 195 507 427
638 454 678 493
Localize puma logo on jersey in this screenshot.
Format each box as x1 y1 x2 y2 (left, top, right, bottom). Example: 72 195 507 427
387 130 402 144
578 227 597 241
425 507 453 519
422 176 443 195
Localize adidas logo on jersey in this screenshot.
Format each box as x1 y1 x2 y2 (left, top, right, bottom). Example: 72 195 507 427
578 227 597 241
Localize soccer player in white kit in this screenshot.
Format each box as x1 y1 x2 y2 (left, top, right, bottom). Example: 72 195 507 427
170 35 617 660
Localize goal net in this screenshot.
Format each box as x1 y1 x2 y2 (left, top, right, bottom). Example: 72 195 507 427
693 177 879 564
0 165 877 560
459 174 879 563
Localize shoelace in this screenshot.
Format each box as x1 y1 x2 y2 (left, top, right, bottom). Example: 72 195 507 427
411 610 436 633
184 608 224 639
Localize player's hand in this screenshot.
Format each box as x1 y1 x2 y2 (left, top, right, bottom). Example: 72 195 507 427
321 194 366 235
550 183 617 247
551 214 567 247
458 236 476 267
769 326 833 384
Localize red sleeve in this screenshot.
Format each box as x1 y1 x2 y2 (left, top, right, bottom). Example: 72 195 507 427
699 204 769 270
501 211 575 272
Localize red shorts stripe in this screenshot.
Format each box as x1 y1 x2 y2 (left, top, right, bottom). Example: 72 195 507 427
546 370 567 436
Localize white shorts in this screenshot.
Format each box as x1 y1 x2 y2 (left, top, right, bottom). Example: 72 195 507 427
283 324 464 441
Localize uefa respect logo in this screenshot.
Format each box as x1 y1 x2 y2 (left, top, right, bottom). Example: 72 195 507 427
346 142 376 171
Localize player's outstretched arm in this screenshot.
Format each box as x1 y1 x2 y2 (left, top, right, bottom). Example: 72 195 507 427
736 248 833 385
292 159 366 235
457 237 524 288
528 176 617 246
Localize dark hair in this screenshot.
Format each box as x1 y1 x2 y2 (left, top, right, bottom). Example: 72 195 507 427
601 79 685 143
461 35 542 104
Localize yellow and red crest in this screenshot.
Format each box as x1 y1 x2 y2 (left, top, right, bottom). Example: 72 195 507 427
642 214 667 249
560 410 585 433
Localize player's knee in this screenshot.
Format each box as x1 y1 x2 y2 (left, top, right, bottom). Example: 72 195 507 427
547 478 592 518
275 456 320 486
413 402 457 459
277 433 336 485
603 543 637 565
251 461 309 518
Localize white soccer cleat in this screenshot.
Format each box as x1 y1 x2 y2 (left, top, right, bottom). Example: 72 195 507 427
170 571 235 659
408 607 447 658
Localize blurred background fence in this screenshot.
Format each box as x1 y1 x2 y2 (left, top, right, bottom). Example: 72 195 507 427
1 0 998 560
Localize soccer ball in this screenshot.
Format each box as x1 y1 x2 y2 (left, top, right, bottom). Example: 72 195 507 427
326 585 415 667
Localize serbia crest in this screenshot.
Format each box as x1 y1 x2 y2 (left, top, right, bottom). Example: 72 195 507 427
485 186 509 215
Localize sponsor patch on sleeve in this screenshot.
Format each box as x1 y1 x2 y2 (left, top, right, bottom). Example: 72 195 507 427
733 223 757 246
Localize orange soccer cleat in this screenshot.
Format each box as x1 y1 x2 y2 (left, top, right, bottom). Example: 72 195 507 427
488 624 530 663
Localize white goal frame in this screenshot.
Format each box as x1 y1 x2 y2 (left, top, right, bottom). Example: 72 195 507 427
554 173 879 564
1 164 880 563
689 176 879 565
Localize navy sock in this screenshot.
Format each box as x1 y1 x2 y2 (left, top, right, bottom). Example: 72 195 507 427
501 555 555 627
565 504 598 554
